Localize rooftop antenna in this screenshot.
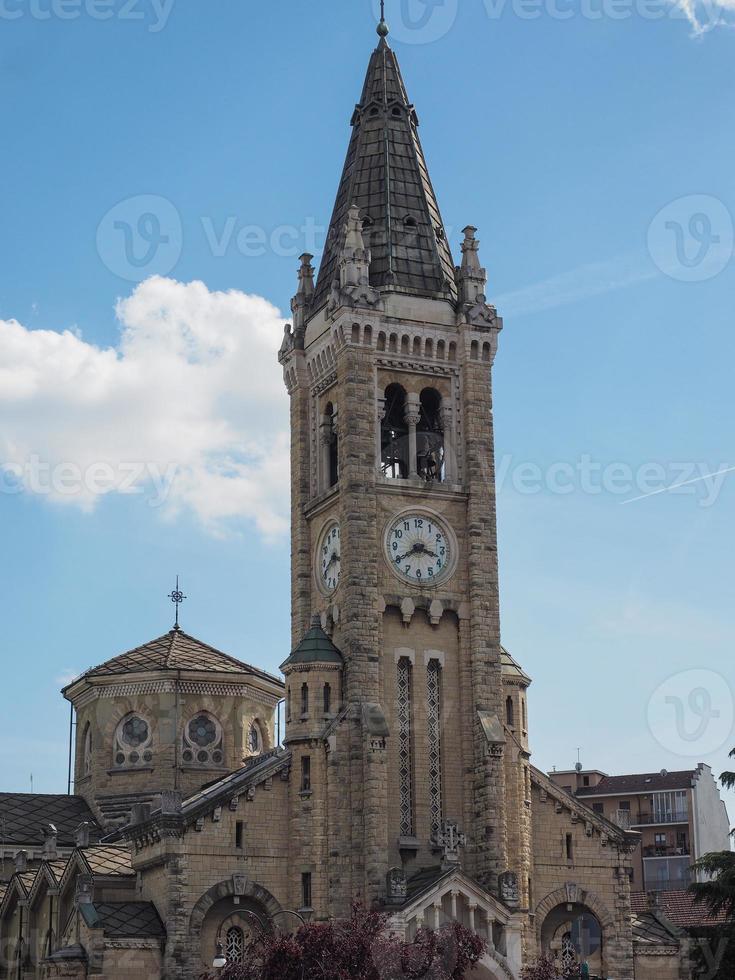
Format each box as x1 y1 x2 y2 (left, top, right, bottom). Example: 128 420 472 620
377 0 389 37
168 576 187 631
575 748 583 773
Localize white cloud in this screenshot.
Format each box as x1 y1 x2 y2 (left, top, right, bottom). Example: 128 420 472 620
0 277 290 538
674 0 735 35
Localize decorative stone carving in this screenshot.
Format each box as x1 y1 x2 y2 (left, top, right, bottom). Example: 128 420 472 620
400 597 415 625
565 882 581 905
386 867 407 905
75 873 94 905
290 253 315 347
327 205 382 315
436 820 466 869
455 226 500 329
499 871 520 907
233 873 248 896
428 599 444 625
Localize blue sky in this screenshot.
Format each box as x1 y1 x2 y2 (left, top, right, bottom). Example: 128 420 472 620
0 0 733 827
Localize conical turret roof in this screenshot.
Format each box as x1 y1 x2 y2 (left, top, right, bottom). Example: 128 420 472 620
280 619 343 670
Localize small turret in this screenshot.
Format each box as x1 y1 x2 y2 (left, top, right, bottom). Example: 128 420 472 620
455 225 499 328
280 617 343 743
291 253 315 349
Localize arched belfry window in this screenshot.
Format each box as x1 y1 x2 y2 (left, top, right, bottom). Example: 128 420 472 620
506 696 515 728
320 402 338 490
417 388 444 482
113 713 153 769
182 712 224 767
381 384 408 479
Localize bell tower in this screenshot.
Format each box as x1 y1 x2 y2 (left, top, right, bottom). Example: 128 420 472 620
279 14 519 917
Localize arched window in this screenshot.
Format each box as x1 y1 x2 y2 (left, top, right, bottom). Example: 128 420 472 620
82 723 92 777
323 683 332 716
225 926 245 964
300 683 309 718
417 388 444 482
506 696 515 728
321 402 338 489
381 384 408 479
113 713 153 769
182 712 224 767
247 722 262 756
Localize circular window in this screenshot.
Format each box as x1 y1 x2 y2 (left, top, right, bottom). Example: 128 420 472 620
115 752 125 766
122 716 149 747
182 712 222 766
189 715 217 747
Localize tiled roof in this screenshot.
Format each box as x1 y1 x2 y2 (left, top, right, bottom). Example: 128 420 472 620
80 845 134 877
576 770 696 796
500 647 531 684
80 901 165 939
65 629 282 687
631 890 730 929
0 794 100 847
312 37 456 311
631 911 680 946
281 620 343 669
406 865 452 902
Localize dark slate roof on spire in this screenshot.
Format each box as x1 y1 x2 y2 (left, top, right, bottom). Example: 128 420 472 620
63 631 282 688
312 38 456 311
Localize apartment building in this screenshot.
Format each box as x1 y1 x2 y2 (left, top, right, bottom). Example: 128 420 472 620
548 764 731 892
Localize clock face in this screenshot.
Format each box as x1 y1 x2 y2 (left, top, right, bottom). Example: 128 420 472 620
318 520 341 594
385 512 453 586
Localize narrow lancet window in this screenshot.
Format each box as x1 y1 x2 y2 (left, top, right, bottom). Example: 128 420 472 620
427 659 443 841
397 657 414 837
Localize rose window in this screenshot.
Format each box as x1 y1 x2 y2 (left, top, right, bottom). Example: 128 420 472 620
113 714 153 769
182 712 223 766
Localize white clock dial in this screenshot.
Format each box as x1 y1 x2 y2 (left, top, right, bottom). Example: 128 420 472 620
318 521 341 594
385 512 454 586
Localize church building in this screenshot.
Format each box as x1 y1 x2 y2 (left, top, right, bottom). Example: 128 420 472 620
0 14 695 980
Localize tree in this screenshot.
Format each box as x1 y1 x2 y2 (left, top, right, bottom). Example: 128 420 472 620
687 749 735 979
521 955 579 980
202 905 486 980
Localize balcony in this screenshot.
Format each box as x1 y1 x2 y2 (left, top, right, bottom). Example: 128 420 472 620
631 811 689 826
643 845 690 858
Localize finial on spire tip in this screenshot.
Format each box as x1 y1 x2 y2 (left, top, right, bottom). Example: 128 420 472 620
377 0 389 36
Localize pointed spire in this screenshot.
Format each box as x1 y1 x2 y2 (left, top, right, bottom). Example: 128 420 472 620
377 0 389 37
456 226 499 329
291 252 315 348
312 35 456 312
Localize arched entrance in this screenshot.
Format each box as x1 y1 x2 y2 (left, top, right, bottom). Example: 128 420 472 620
541 904 603 975
189 877 282 972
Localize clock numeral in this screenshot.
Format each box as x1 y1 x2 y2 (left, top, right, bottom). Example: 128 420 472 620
414 519 424 529
403 521 410 531
394 529 402 539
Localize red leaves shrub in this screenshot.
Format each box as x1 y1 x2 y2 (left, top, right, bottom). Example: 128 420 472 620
203 905 486 980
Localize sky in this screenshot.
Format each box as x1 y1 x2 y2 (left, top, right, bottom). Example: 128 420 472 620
0 0 733 828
